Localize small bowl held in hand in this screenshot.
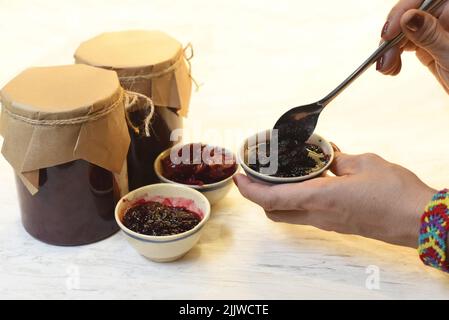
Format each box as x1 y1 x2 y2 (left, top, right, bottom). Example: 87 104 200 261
238 129 334 185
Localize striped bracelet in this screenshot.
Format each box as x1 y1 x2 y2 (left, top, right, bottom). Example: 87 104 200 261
418 189 449 273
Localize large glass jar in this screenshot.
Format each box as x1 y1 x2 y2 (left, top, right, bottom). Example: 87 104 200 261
0 65 130 246
16 161 123 245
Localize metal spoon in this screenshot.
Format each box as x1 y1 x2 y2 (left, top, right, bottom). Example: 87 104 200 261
274 0 446 142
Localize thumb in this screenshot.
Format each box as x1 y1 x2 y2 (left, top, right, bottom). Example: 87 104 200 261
329 151 358 176
401 9 449 62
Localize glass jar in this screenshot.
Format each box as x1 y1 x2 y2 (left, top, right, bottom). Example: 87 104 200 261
0 65 130 246
16 161 122 245
75 30 193 190
126 103 180 189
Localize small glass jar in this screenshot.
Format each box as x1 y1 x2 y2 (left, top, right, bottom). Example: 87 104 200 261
126 101 180 190
0 65 130 246
75 30 193 191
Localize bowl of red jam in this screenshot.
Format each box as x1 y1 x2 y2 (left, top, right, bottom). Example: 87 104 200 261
154 143 239 205
115 183 211 262
238 129 334 184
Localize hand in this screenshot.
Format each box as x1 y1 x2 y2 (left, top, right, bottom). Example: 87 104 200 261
378 0 449 93
234 149 436 248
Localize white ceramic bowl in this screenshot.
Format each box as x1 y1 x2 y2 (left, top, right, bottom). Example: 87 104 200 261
154 145 238 205
115 183 211 263
238 129 334 184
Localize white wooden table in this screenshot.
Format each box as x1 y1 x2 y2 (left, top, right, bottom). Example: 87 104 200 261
1 0 449 299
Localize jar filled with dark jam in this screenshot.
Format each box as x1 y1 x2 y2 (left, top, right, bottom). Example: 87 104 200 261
16 161 121 246
75 30 192 191
0 65 130 246
127 105 181 190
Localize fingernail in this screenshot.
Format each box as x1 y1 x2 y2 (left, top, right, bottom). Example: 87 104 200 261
405 13 425 32
330 142 341 152
376 55 384 71
381 21 389 37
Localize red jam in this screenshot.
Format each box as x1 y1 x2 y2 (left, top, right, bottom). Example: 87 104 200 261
161 143 237 186
122 201 202 236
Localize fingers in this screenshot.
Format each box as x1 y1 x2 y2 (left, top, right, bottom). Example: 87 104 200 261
234 173 345 232
400 9 449 65
378 0 427 76
233 174 272 209
330 152 389 177
382 0 422 40
376 43 403 75
233 174 322 212
415 47 435 67
438 4 449 31
329 152 358 176
265 210 341 233
328 143 361 176
329 142 341 153
265 210 313 226
234 153 387 213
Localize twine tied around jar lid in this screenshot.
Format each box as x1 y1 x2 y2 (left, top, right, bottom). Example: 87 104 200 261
183 43 200 91
2 89 125 126
118 43 200 91
0 64 132 195
2 87 156 137
124 90 155 137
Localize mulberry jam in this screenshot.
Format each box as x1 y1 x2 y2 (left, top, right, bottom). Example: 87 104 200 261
127 106 181 191
122 201 201 236
249 139 330 178
16 160 121 246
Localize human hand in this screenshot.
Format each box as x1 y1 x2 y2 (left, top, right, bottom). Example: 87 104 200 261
378 0 449 93
234 149 436 248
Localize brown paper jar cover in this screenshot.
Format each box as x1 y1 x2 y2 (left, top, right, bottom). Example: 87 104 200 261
75 30 190 191
0 64 130 245
74 30 192 117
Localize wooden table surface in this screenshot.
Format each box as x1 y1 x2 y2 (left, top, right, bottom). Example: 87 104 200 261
1 0 449 299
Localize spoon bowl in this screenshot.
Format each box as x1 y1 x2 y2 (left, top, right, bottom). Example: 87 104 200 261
274 102 324 144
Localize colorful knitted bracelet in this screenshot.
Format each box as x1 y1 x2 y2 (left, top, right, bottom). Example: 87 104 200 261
418 189 449 273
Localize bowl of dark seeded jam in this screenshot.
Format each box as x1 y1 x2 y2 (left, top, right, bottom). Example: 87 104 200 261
115 183 211 262
238 129 334 184
154 143 239 205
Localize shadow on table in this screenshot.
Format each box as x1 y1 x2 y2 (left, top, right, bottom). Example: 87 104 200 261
257 219 449 284
178 197 236 263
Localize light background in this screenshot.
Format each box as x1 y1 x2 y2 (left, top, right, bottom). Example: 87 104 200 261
1 0 449 299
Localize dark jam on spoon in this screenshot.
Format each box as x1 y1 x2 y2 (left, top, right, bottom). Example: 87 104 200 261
161 143 237 186
122 201 201 236
276 121 312 147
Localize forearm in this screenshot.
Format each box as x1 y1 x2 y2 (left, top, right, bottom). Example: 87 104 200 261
352 186 435 249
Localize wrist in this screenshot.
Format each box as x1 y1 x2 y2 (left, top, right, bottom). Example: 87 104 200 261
403 186 436 248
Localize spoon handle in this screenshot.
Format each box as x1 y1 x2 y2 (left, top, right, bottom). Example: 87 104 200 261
318 0 446 107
